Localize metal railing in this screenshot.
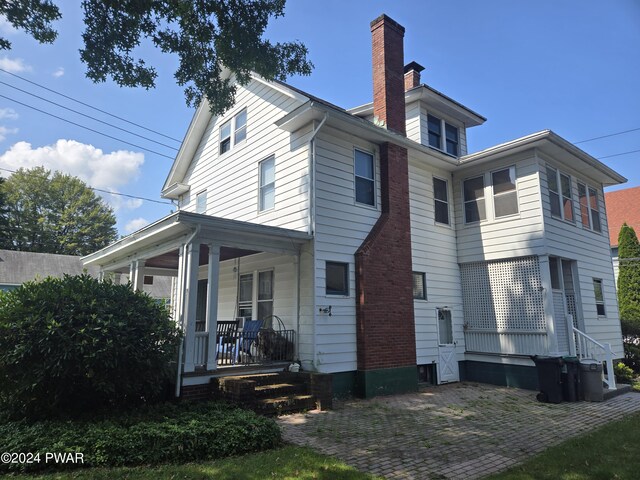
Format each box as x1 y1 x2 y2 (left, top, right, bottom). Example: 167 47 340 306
216 328 295 366
573 326 617 390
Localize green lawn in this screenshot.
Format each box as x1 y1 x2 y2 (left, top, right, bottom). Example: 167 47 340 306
487 410 640 480
8 446 381 480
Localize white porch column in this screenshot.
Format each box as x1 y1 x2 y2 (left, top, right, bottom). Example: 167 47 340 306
129 260 146 291
205 244 221 370
182 241 200 373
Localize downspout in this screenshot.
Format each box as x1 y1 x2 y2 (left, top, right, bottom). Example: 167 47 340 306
175 225 201 398
308 114 327 370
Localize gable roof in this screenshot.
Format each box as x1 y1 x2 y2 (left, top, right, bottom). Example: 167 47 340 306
605 186 640 247
0 249 99 286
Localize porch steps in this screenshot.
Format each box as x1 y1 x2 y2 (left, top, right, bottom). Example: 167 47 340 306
604 384 632 401
210 371 333 415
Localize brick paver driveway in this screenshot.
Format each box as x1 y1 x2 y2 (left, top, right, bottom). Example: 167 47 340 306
278 382 640 479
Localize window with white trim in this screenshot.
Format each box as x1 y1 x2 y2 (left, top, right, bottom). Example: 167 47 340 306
237 270 274 321
412 272 427 300
433 177 449 225
427 114 459 156
593 278 606 316
195 190 207 214
257 270 273 321
546 166 574 222
326 262 349 296
355 149 375 206
578 183 602 232
219 108 247 155
259 156 275 211
492 166 518 218
463 175 486 223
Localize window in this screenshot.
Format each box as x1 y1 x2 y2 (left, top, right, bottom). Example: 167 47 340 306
355 149 375 206
549 257 561 290
492 167 518 217
257 270 273 321
577 182 602 232
196 190 207 214
433 177 449 224
238 273 253 319
437 308 453 345
412 272 426 300
578 183 590 228
588 187 601 232
593 279 606 316
219 109 247 155
427 114 459 156
326 262 349 296
234 109 247 144
463 175 486 223
547 166 573 221
259 156 275 211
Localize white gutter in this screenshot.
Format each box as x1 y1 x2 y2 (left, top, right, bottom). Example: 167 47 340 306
175 225 200 398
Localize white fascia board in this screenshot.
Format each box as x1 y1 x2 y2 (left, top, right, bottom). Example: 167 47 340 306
162 182 191 200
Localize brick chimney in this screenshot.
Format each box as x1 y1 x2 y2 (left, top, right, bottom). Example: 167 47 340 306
404 61 425 91
354 15 417 397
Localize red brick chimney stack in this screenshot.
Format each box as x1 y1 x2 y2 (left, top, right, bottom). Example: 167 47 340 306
370 14 406 135
404 61 425 91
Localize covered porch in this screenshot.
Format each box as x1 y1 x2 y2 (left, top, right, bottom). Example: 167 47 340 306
82 211 312 388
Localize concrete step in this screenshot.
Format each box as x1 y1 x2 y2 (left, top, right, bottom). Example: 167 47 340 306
254 394 316 415
254 382 307 398
604 384 633 400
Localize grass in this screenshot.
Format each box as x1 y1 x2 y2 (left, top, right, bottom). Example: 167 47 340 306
487 410 640 480
7 446 381 480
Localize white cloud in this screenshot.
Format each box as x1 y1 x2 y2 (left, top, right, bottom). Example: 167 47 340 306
0 126 17 142
52 67 64 78
107 194 143 213
0 108 18 120
0 139 145 190
125 217 150 233
0 56 32 73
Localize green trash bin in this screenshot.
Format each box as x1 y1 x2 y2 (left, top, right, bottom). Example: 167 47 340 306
561 356 581 402
532 356 563 403
580 360 604 402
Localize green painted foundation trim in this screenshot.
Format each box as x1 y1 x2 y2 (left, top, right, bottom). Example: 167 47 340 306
460 360 538 390
355 366 418 398
331 371 358 398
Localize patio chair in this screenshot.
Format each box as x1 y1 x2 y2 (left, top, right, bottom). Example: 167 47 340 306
216 320 239 365
235 319 263 363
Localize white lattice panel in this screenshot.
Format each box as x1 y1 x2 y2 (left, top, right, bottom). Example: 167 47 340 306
461 256 546 331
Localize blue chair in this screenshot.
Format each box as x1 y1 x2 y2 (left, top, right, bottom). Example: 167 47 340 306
236 319 263 363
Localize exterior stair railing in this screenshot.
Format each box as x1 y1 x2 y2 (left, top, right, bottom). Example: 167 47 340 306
572 325 617 390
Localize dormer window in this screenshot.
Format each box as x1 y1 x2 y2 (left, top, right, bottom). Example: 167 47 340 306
219 108 247 155
427 114 459 156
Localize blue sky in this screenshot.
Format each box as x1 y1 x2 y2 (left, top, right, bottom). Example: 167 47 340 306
0 0 638 235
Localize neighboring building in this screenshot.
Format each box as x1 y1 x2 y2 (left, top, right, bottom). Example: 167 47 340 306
605 186 640 281
83 15 626 398
0 248 171 300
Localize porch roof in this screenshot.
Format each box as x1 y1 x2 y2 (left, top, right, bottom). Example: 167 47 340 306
82 211 312 271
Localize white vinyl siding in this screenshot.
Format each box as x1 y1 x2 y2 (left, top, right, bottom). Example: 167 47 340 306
180 79 310 231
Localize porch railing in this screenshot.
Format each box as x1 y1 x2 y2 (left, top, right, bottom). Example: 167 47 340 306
573 326 617 390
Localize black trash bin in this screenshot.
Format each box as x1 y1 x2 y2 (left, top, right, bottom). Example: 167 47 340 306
532 355 563 403
561 356 581 402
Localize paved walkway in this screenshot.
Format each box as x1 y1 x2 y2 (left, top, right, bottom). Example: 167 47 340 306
278 382 640 479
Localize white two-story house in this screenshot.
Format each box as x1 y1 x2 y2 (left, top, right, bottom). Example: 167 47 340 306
83 14 625 398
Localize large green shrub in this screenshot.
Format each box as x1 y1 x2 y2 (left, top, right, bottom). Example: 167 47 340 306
0 401 281 473
0 274 181 419
618 223 640 336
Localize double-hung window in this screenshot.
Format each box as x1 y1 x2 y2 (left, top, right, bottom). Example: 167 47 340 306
219 108 247 155
237 270 274 321
547 166 574 222
412 272 427 300
355 149 375 206
427 114 459 156
578 182 602 232
433 177 449 225
492 166 518 217
259 156 275 211
326 261 349 296
195 190 207 214
463 175 486 223
593 279 606 316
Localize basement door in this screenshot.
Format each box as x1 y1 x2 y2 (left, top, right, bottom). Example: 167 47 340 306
437 308 459 384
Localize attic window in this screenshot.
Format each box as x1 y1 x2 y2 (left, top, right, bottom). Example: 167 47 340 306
427 114 459 157
547 166 574 222
219 108 247 155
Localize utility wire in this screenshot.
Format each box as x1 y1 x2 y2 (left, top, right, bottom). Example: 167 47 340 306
0 94 175 160
0 166 173 205
0 80 179 151
574 127 640 145
598 149 640 160
0 67 182 143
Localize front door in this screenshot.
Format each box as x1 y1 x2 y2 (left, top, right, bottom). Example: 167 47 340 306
437 308 459 384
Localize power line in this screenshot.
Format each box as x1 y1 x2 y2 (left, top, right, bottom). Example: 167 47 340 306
574 127 640 145
0 166 173 205
598 149 640 160
0 67 182 143
0 80 179 151
0 94 176 160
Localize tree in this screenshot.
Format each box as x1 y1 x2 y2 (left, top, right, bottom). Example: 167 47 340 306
0 167 117 256
618 223 640 335
0 1 313 115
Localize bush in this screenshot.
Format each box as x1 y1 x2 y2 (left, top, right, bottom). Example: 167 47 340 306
614 361 635 383
0 401 282 473
0 274 181 420
623 336 640 373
